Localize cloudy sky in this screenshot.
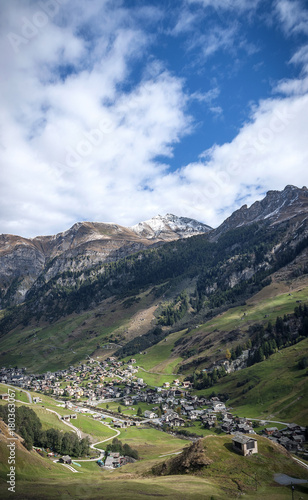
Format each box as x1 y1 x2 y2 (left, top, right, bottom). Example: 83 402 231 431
0 0 307 237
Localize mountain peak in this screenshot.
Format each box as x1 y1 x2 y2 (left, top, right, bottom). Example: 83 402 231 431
130 214 212 240
212 185 308 239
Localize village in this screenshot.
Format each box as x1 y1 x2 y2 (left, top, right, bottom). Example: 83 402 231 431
0 359 306 464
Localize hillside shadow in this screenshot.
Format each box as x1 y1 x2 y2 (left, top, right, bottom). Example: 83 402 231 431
223 442 234 453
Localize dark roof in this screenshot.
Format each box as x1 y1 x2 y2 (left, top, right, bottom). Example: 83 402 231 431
232 433 257 445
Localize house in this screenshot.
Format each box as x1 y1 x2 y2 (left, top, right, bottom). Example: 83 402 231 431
212 402 226 412
237 423 254 434
221 418 234 433
113 421 126 428
169 416 185 427
59 455 72 464
232 433 258 456
144 410 157 419
265 427 278 435
0 394 9 400
92 413 102 420
104 456 114 468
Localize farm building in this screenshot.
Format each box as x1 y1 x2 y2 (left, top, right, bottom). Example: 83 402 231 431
232 433 258 456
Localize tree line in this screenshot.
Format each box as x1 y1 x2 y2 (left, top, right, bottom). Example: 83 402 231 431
191 303 308 390
0 405 90 456
105 437 139 459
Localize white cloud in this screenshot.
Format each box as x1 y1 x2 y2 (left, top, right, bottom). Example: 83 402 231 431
0 0 307 238
149 91 308 227
198 24 240 59
187 0 262 13
0 0 192 236
275 0 308 35
290 44 308 72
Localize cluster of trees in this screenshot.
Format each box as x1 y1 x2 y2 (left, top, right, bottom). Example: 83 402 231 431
105 437 139 460
192 366 228 390
246 303 308 366
191 303 308 389
0 405 90 456
158 292 189 326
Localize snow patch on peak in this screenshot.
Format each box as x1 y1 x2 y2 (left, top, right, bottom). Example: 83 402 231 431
130 214 212 239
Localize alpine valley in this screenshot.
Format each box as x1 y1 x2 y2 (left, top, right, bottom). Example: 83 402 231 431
0 185 308 499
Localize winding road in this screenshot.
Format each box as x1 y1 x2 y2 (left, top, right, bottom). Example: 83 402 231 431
47 408 121 471
2 383 32 403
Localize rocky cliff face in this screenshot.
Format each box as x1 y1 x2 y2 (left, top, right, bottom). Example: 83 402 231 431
211 185 308 240
0 216 211 308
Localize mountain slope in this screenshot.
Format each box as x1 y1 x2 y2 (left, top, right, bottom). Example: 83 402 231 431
0 185 308 374
0 215 210 308
212 184 308 240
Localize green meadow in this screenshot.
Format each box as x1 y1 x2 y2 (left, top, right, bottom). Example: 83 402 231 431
197 337 308 424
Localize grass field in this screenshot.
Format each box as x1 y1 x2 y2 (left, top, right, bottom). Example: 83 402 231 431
1 427 307 500
0 383 29 403
97 400 153 417
94 426 187 460
197 337 308 424
126 329 185 386
133 330 185 371
73 415 116 442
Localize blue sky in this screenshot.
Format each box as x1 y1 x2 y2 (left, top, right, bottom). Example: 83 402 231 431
0 0 307 237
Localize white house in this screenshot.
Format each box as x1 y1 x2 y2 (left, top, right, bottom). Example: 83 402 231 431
144 410 157 419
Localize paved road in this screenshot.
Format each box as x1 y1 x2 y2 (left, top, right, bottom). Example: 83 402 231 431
46 408 82 439
2 383 32 403
248 417 289 426
274 473 308 485
48 410 121 468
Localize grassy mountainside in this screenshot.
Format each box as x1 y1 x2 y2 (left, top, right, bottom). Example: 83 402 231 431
1 419 307 500
196 337 308 424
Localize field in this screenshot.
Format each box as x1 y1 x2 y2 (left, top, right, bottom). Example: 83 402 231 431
197 337 308 424
1 424 308 500
100 426 187 460
0 383 29 403
126 329 185 385
174 283 308 372
73 414 116 442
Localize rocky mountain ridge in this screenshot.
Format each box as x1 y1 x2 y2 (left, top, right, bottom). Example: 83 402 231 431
130 214 212 239
1 185 307 309
211 185 308 240
0 216 210 308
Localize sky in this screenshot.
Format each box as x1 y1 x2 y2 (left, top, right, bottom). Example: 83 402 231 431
0 0 308 237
